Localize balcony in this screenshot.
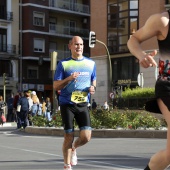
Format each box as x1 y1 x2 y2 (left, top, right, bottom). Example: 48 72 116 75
49 24 89 38
0 11 13 21
49 50 89 61
49 50 70 60
49 0 90 16
0 44 16 54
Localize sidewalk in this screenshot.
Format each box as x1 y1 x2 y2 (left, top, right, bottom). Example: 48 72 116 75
25 126 167 139
0 122 17 127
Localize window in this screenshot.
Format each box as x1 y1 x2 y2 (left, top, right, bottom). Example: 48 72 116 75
107 0 138 54
0 60 12 77
49 18 57 31
34 38 45 52
0 28 7 52
27 66 38 79
165 0 170 4
112 56 139 82
63 19 76 35
33 12 45 26
49 42 57 53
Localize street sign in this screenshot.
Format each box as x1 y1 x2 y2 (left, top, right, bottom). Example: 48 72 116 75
137 72 144 88
109 92 114 99
155 66 158 80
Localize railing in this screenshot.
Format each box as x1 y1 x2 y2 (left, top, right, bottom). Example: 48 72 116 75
112 97 154 109
49 50 70 60
0 44 16 54
49 24 89 37
0 11 13 21
49 0 90 14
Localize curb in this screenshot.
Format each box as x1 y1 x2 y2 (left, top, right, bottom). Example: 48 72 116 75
25 127 167 138
0 122 17 127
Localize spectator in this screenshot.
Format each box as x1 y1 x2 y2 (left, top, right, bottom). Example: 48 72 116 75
31 91 39 117
92 99 97 110
42 100 46 117
17 92 29 129
37 100 42 116
103 101 109 111
45 97 51 121
0 96 6 125
7 93 14 122
13 91 22 129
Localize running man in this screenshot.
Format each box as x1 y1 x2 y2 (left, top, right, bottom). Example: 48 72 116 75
127 6 170 170
53 36 96 170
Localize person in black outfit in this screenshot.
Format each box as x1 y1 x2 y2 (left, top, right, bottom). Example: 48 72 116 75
7 93 14 122
17 92 29 129
127 7 170 170
92 99 97 110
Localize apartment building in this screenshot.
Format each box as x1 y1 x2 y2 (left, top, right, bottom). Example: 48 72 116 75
0 0 19 99
0 0 169 106
90 0 166 105
19 0 90 100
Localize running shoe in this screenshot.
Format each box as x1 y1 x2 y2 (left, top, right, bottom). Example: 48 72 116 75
71 149 77 165
64 164 72 170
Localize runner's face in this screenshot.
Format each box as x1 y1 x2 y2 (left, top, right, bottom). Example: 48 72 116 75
70 37 84 58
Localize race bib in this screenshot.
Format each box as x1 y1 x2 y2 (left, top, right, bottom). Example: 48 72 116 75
71 91 88 103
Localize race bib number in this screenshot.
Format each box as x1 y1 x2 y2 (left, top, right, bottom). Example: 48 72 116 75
71 91 88 103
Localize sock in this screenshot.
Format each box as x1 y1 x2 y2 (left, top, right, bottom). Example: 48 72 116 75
64 163 71 167
144 165 150 170
72 144 76 151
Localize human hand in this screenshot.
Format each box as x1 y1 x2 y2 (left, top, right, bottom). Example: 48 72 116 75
89 85 96 95
139 50 157 68
70 72 79 81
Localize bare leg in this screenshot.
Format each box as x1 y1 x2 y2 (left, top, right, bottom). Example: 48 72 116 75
73 130 92 149
62 132 74 164
148 99 170 170
62 130 91 164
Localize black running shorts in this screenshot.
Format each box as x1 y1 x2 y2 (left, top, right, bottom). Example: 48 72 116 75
60 103 91 133
155 78 170 111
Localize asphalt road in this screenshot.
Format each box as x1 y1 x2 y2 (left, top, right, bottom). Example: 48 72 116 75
0 126 170 170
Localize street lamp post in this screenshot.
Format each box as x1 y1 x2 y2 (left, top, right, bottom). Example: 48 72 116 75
96 39 112 92
89 31 113 92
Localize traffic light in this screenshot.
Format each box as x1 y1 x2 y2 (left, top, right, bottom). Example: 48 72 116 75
3 73 9 86
113 80 119 90
89 31 96 48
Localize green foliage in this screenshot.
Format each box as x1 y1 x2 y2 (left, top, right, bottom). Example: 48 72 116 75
90 110 163 130
122 87 155 98
31 109 165 130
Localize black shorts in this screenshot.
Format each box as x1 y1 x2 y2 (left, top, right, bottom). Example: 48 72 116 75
60 103 91 133
155 78 170 111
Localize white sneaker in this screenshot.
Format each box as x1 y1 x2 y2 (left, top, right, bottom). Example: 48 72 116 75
64 164 72 170
71 149 77 165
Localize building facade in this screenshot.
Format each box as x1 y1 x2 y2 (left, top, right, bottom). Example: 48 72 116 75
0 0 169 106
20 0 90 101
90 0 166 105
0 0 19 100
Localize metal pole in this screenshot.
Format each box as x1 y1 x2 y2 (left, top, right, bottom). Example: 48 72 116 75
3 73 6 103
96 39 112 91
50 51 58 114
19 0 23 91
